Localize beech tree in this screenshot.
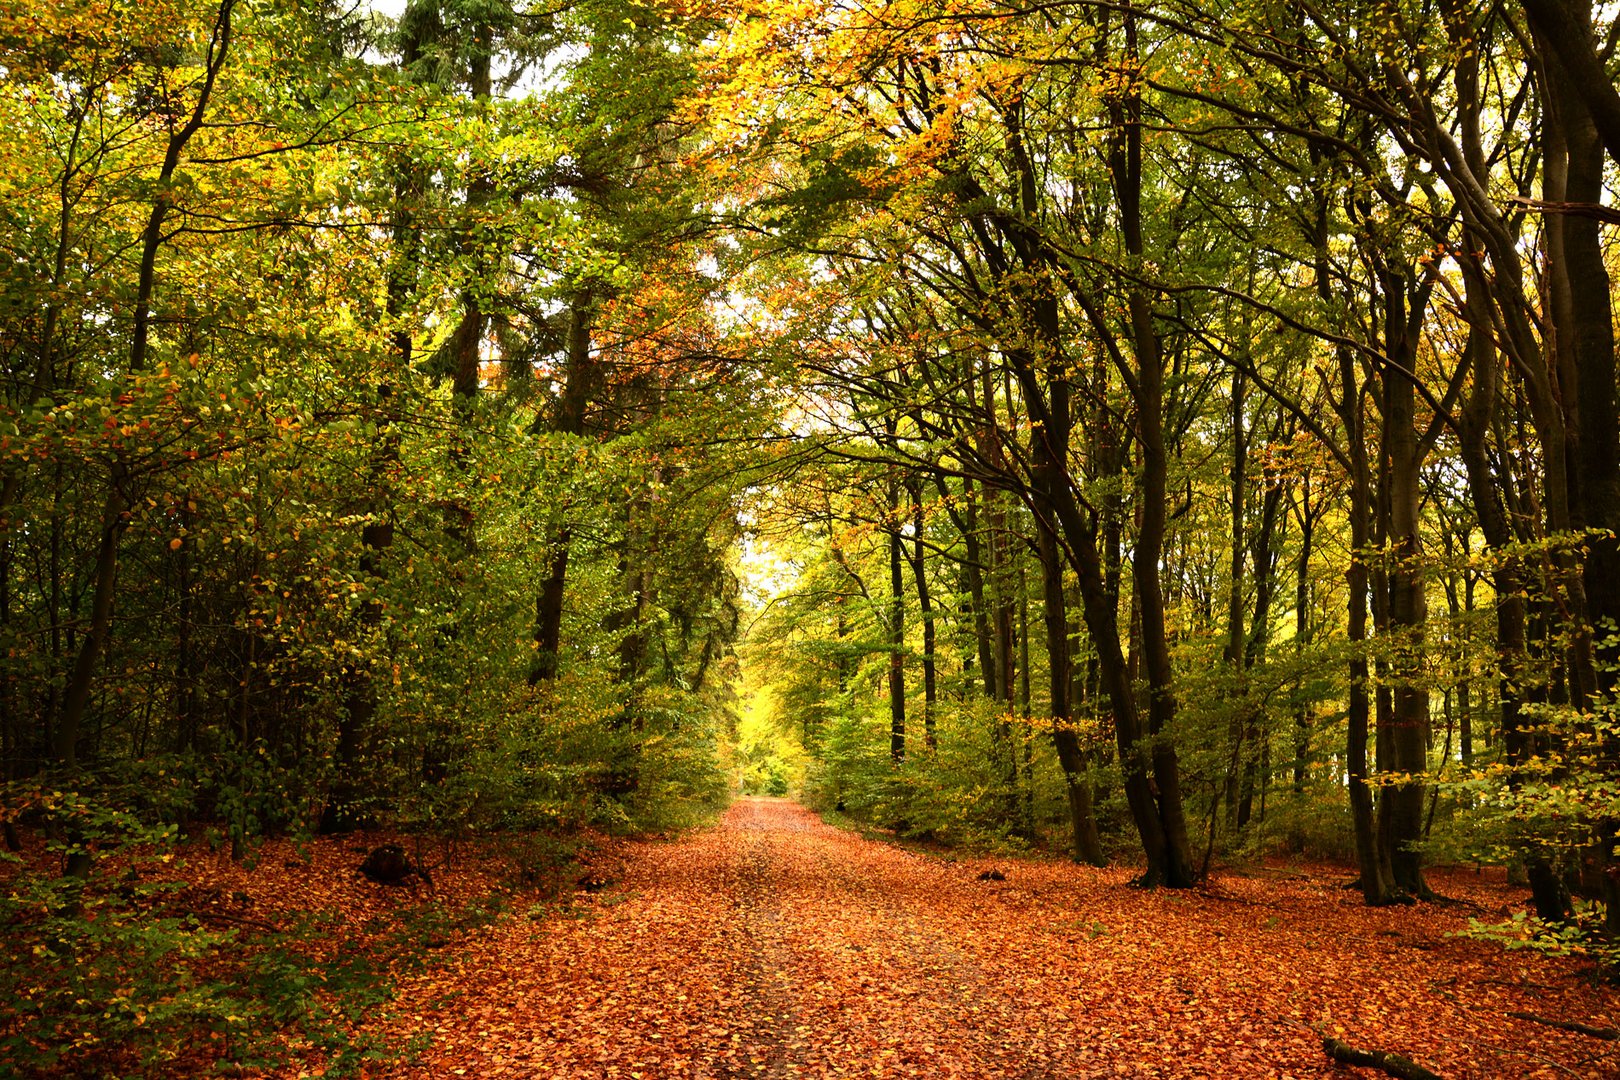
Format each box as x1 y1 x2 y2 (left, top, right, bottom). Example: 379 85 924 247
699 0 1620 921
9 7 1620 1070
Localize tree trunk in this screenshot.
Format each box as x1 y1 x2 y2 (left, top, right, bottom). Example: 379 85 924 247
1553 26 1620 698
530 295 594 684
958 476 996 698
1223 368 1249 831
1457 258 1573 921
328 38 422 824
1379 271 1430 898
1110 10 1195 884
1522 0 1620 171
1341 358 1395 905
886 441 906 765
906 478 937 749
1238 445 1283 827
1019 568 1036 835
1037 519 1104 865
1293 479 1315 793
58 0 235 789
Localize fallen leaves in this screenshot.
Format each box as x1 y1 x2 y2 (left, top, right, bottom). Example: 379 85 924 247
343 799 1620 1078
24 802 1603 1077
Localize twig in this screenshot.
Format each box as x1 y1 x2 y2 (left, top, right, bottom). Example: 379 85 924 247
1452 1035 1583 1078
1507 1011 1620 1041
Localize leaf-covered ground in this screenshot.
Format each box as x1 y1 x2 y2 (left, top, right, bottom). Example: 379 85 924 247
363 798 1620 1079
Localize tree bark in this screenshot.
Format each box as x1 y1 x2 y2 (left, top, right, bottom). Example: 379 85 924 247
1522 0 1620 172
1378 270 1430 898
959 476 996 699
906 479 937 749
530 295 594 684
1292 477 1316 793
1223 368 1249 829
1109 7 1194 884
327 20 423 827
1037 519 1104 865
886 432 906 765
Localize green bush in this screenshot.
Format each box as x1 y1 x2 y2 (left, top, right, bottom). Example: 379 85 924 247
0 790 439 1078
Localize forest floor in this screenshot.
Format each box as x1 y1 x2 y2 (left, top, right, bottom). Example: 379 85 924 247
353 797 1620 1079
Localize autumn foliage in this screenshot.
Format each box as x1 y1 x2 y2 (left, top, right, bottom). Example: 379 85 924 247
7 0 1620 1075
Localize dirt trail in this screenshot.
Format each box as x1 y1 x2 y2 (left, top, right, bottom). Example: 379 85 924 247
378 798 1620 1078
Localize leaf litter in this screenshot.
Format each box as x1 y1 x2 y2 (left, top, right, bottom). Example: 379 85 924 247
353 799 1620 1079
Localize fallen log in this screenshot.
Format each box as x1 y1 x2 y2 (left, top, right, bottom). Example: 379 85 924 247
1507 1011 1620 1040
1320 1036 1444 1080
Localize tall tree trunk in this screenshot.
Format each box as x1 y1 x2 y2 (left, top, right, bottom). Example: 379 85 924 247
1378 271 1430 898
1238 443 1284 827
1223 368 1249 831
1037 519 1104 866
886 430 906 764
327 17 425 828
1019 567 1036 835
906 478 937 749
1552 23 1620 700
56 482 125 775
1417 0 1576 918
957 353 998 699
173 497 198 757
58 3 235 843
1308 147 1395 902
958 475 996 698
530 295 594 684
1533 20 1609 708
1457 253 1574 921
1441 530 1476 769
966 50 1190 884
1345 459 1391 904
1109 7 1194 884
1523 0 1620 179
1292 478 1316 793
443 27 495 561
971 356 1018 796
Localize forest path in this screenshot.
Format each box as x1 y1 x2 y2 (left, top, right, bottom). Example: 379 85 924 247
378 797 1618 1079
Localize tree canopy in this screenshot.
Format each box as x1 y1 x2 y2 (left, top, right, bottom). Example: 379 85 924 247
5 0 1620 1071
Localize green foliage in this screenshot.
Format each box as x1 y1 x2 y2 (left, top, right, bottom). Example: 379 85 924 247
733 688 806 797
1439 698 1620 885
0 0 755 838
0 0 759 1070
799 708 894 820
11 0 1620 1023
0 798 403 1077
1458 908 1620 971
0 823 229 1074
877 710 1040 850
224 916 403 1075
624 688 733 831
799 698 1042 850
